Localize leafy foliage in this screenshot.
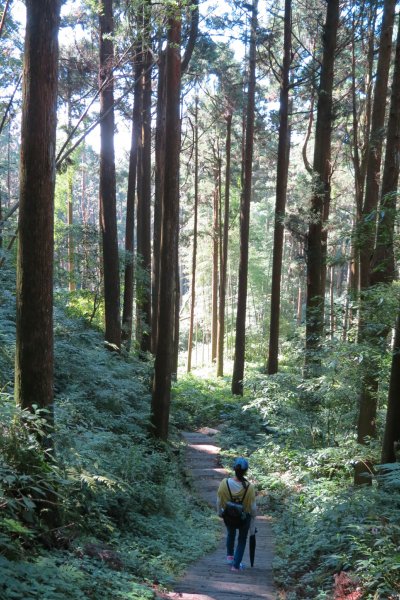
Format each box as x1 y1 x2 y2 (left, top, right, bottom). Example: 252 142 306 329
182 360 400 600
0 272 218 599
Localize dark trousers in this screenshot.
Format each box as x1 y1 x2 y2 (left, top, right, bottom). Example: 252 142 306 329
226 513 251 569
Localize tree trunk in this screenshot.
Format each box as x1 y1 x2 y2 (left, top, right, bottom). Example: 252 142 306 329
355 10 400 482
329 266 335 339
99 0 121 350
136 2 152 354
66 72 76 292
187 94 199 373
381 312 400 463
370 12 400 287
217 110 232 377
121 49 141 347
358 0 396 293
304 0 339 375
211 154 220 363
15 0 61 417
151 11 181 440
232 0 257 396
67 168 76 292
355 0 396 476
152 50 166 353
267 0 291 375
172 249 180 380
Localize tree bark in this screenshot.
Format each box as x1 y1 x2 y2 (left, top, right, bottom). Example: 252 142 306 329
99 0 121 350
381 312 400 463
358 0 396 293
211 154 220 364
187 94 199 373
217 110 232 377
152 50 166 353
67 168 76 291
370 12 400 287
355 2 397 484
304 0 339 375
172 249 180 380
15 0 61 416
121 49 141 347
232 0 257 396
136 2 152 354
355 0 396 450
151 11 181 440
267 0 291 375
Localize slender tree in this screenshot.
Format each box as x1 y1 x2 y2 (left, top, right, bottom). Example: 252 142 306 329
358 0 396 293
136 0 152 353
267 0 292 375
99 0 121 350
211 149 220 363
355 0 396 481
121 48 141 347
151 8 181 440
232 0 258 396
355 10 400 480
381 312 400 463
217 107 233 377
304 0 339 375
187 94 199 373
15 0 61 416
370 12 400 288
152 49 166 353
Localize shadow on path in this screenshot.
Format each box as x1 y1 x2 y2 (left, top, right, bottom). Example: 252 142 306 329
159 429 276 600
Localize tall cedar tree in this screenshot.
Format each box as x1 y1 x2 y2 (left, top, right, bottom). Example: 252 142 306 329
381 313 400 463
304 0 339 375
267 0 292 374
99 0 121 350
136 1 152 353
347 3 378 318
355 0 396 480
217 108 233 377
370 12 400 467
370 11 400 288
231 0 258 396
15 0 61 415
152 50 166 352
152 0 198 357
172 0 199 376
151 10 181 440
187 94 199 373
358 0 396 293
211 153 220 363
65 67 76 292
121 48 141 347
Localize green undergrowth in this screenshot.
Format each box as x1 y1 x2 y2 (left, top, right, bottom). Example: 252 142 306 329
0 272 218 599
175 367 400 600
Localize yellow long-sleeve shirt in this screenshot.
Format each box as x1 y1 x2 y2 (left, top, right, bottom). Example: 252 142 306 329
217 477 256 516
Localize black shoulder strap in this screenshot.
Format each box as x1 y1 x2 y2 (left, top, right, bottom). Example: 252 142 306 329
226 479 249 503
226 479 234 501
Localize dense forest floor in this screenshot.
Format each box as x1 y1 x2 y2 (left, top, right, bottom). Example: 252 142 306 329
1 267 400 599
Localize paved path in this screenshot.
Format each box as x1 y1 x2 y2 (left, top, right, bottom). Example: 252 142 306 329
160 428 276 600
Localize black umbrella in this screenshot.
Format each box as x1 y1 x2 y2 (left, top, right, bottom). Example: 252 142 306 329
249 528 257 567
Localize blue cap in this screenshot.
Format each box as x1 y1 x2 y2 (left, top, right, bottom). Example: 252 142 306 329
233 457 249 471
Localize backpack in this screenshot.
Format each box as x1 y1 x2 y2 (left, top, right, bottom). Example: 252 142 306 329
222 479 249 529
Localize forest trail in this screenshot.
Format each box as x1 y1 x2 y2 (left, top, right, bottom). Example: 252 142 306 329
159 429 276 600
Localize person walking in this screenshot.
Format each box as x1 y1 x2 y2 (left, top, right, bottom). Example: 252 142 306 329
217 457 256 572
